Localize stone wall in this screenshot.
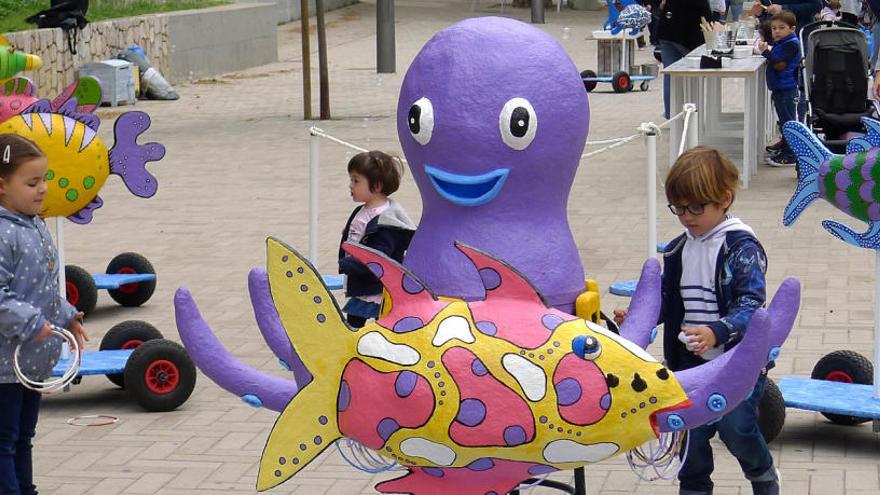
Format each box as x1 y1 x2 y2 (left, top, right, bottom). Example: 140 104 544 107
236 0 359 24
3 15 169 98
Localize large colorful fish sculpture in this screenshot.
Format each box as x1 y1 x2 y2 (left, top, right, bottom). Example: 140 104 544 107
0 76 102 123
604 0 651 35
0 99 164 223
174 238 800 494
782 118 880 249
0 35 42 84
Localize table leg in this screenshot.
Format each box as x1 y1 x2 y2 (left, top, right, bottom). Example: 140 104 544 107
670 75 685 163
743 74 755 189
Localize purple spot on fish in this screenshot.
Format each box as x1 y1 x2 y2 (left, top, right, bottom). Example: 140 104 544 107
542 314 564 330
503 425 527 446
528 464 557 475
314 436 322 445
835 171 853 190
842 153 859 169
456 398 487 426
393 316 424 333
600 393 611 410
555 378 582 406
317 314 326 323
319 416 328 425
337 381 351 412
423 467 445 478
377 418 400 441
476 321 497 336
367 262 384 278
861 181 875 202
274 470 282 477
479 268 502 290
395 371 418 398
467 458 495 471
471 358 489 376
835 190 851 209
539 415 548 424
279 457 286 465
402 274 424 294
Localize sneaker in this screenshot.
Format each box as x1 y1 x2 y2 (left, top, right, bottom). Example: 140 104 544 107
751 468 781 495
765 139 785 153
767 155 796 167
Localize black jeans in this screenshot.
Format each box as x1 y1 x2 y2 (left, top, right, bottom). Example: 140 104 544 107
772 88 798 160
0 384 41 495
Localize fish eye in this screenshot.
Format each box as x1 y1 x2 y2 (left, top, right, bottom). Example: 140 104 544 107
499 97 537 151
572 335 602 361
408 97 434 145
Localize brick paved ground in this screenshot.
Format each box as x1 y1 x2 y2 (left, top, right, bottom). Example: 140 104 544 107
26 1 880 493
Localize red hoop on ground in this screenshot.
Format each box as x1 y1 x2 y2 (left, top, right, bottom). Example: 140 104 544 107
66 414 119 427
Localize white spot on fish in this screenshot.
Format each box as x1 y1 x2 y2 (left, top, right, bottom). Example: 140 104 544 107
543 440 619 463
400 438 456 466
432 315 474 347
586 320 657 362
38 114 52 134
357 331 420 366
502 353 546 401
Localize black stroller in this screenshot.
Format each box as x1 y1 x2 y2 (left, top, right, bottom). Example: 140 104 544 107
799 20 879 152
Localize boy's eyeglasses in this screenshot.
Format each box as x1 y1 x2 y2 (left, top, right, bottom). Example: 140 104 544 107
668 203 709 216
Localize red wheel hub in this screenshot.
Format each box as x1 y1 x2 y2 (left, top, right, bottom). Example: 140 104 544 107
825 371 853 383
66 281 80 305
116 267 140 294
618 76 629 88
121 340 144 350
145 359 179 394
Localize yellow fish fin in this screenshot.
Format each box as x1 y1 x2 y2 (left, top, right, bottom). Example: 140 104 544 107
266 237 356 377
257 382 342 491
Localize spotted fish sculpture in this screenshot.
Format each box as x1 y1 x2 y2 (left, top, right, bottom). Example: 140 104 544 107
605 0 651 36
783 119 880 249
0 99 164 223
174 238 800 494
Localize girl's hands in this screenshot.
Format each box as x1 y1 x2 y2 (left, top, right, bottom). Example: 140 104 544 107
682 326 717 355
69 312 89 350
34 322 53 341
613 307 628 326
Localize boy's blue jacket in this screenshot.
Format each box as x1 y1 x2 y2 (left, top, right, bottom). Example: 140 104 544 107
338 199 416 298
661 229 768 372
0 207 77 383
762 32 801 91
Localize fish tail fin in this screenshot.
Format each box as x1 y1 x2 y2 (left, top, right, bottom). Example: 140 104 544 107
267 237 357 375
781 121 826 226
108 111 165 198
846 117 880 153
256 382 342 491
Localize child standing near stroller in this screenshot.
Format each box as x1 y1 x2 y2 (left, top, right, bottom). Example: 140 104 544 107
760 11 802 167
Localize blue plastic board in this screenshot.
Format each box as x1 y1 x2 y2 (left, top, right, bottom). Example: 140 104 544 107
582 75 657 82
322 274 344 290
51 349 133 377
778 377 880 419
610 279 637 297
92 273 156 289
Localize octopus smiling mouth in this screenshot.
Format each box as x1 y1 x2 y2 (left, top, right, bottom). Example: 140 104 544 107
424 165 509 207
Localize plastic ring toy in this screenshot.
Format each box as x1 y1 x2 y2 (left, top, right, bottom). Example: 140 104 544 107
67 414 119 427
14 324 81 394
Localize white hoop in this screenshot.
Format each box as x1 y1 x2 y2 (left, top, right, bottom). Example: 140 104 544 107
626 430 688 481
67 414 118 427
14 325 81 394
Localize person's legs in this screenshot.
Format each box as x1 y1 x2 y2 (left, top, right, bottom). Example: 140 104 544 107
729 0 743 22
14 389 40 495
678 424 716 494
872 21 880 69
770 88 798 164
661 40 690 118
717 375 779 495
0 383 25 495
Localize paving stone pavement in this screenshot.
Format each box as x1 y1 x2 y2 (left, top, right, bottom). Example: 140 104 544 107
27 1 880 494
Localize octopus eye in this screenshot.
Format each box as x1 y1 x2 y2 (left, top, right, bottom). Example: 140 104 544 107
572 335 602 361
499 97 537 150
408 97 434 145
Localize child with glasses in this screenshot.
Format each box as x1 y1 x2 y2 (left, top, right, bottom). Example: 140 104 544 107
614 146 779 495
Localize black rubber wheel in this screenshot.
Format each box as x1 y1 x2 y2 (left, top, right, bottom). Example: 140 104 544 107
65 265 97 316
640 80 650 91
611 71 632 93
811 350 874 425
580 69 598 92
125 339 196 412
757 378 785 443
99 320 164 388
106 252 156 307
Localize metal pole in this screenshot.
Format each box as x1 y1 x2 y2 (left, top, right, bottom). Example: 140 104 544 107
531 0 545 24
687 106 699 149
300 0 312 120
55 217 65 299
377 0 396 73
309 130 320 265
316 0 330 119
646 129 657 260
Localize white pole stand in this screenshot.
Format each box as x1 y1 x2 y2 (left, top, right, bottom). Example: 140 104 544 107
55 217 66 299
645 129 657 261
686 107 699 150
309 128 320 266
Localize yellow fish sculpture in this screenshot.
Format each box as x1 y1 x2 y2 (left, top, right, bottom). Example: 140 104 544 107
174 238 800 494
0 100 165 223
0 34 42 84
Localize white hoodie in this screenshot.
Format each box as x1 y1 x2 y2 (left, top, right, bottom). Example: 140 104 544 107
678 216 754 361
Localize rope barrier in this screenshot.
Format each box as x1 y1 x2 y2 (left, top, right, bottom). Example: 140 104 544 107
677 103 698 156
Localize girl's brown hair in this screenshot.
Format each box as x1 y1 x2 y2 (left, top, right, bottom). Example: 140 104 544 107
0 134 45 179
665 146 740 209
347 150 404 195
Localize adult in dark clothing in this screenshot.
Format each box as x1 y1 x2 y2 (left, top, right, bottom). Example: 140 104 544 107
659 0 712 118
748 0 822 34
